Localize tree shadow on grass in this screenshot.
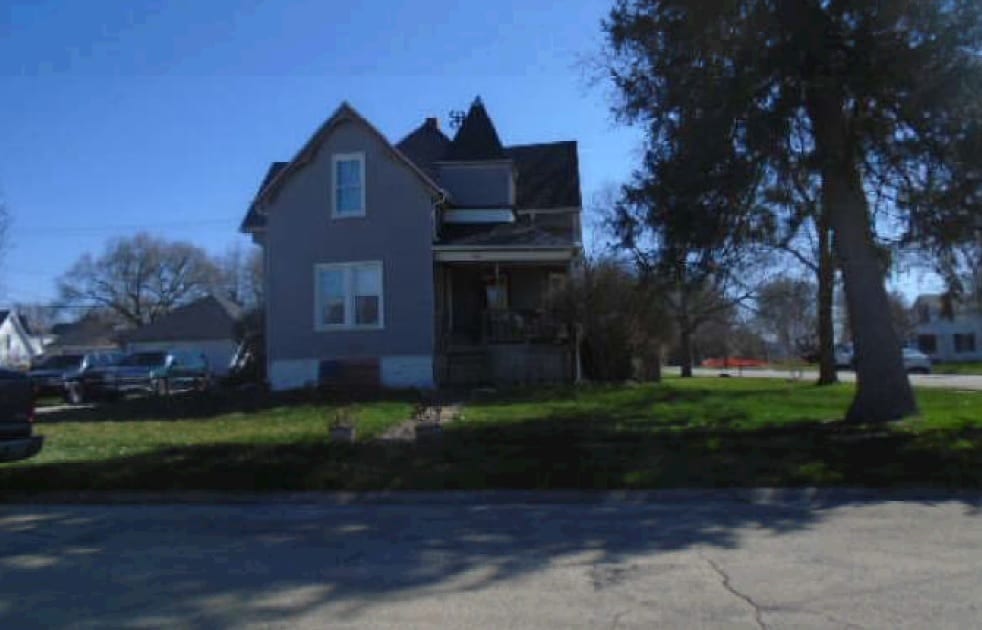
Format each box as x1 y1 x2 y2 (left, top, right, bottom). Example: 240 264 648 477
6 417 981 493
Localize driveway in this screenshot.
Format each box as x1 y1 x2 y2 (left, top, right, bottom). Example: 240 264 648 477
1 491 979 628
676 366 982 390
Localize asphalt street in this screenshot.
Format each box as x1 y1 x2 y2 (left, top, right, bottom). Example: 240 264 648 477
675 366 982 390
0 491 979 628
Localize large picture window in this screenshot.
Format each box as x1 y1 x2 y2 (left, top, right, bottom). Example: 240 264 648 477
331 152 365 217
315 261 383 330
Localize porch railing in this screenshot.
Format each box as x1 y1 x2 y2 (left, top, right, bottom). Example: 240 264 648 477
483 309 568 344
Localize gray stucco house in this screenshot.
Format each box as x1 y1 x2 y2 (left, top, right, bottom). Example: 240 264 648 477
912 294 981 363
241 97 582 390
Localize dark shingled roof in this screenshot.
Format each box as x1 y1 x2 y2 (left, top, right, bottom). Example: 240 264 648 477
396 118 451 179
122 296 243 344
240 162 288 232
506 141 581 209
438 223 574 248
444 97 506 161
48 315 121 351
241 99 582 234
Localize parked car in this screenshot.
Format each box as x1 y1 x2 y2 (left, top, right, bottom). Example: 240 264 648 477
29 351 123 397
834 344 932 374
834 344 854 369
0 369 43 463
902 347 932 374
64 350 211 403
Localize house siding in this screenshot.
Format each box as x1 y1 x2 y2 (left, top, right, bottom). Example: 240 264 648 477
914 314 982 363
0 315 42 368
265 120 436 389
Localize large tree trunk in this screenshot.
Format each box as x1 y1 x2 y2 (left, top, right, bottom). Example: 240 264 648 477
816 212 838 385
679 326 694 378
806 92 917 422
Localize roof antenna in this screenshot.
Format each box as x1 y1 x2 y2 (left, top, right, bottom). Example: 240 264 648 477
449 109 466 130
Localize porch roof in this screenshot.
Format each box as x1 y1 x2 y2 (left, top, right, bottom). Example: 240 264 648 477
437 223 571 248
434 224 577 262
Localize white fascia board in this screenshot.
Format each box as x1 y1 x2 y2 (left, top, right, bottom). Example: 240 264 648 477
433 248 576 263
443 209 516 224
515 207 582 215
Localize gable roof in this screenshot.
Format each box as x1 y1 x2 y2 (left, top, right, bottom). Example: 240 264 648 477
240 102 446 234
396 118 451 179
506 141 582 209
0 310 33 336
122 295 243 344
48 315 121 351
444 97 507 161
240 162 287 232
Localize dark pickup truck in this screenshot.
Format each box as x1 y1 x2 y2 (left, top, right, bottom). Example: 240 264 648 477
0 369 43 463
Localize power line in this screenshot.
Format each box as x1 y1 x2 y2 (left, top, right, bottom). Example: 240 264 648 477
13 218 240 236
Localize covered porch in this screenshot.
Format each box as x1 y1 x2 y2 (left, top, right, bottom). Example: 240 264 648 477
433 254 577 387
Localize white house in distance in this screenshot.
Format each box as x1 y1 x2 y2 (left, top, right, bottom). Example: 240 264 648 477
0 308 44 368
912 294 982 363
120 295 243 376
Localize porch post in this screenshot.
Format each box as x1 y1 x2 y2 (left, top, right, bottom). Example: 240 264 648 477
447 266 454 335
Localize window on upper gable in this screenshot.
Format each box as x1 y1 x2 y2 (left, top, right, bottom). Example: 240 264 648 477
332 153 365 218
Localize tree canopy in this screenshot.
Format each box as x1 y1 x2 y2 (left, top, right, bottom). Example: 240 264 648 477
58 233 219 326
603 0 982 421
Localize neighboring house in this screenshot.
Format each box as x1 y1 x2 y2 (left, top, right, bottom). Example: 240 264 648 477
241 97 582 390
46 314 123 355
121 296 243 376
0 309 43 368
912 294 982 362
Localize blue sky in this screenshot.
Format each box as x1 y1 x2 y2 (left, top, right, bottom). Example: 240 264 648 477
0 0 639 305
0 0 937 307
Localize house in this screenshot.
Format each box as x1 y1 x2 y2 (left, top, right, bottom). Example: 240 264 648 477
0 309 43 368
912 293 982 362
46 313 122 355
241 97 582 390
121 296 243 376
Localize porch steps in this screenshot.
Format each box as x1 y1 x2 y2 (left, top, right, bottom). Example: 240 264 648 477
441 348 490 387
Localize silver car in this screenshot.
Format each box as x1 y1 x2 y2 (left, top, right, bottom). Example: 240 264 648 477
834 345 932 374
902 348 932 374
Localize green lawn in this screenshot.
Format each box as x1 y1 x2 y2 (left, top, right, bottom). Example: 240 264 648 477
4 391 414 489
2 378 980 493
932 362 982 375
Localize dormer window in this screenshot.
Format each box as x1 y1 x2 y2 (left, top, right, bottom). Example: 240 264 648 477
332 152 365 218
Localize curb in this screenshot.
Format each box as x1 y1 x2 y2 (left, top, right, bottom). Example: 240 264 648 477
2 487 979 507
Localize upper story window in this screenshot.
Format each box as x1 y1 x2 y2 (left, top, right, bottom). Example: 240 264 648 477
917 304 931 324
315 261 384 331
332 152 365 218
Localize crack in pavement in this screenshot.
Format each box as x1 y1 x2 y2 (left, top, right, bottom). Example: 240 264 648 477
703 556 768 630
609 609 629 629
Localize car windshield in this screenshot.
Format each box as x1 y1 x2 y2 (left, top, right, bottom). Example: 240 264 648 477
34 355 84 370
119 352 168 367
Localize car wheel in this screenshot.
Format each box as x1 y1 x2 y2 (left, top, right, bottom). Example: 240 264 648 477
152 378 168 397
908 367 929 375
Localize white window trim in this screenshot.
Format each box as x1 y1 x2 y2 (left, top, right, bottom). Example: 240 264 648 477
314 261 385 331
331 152 366 219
